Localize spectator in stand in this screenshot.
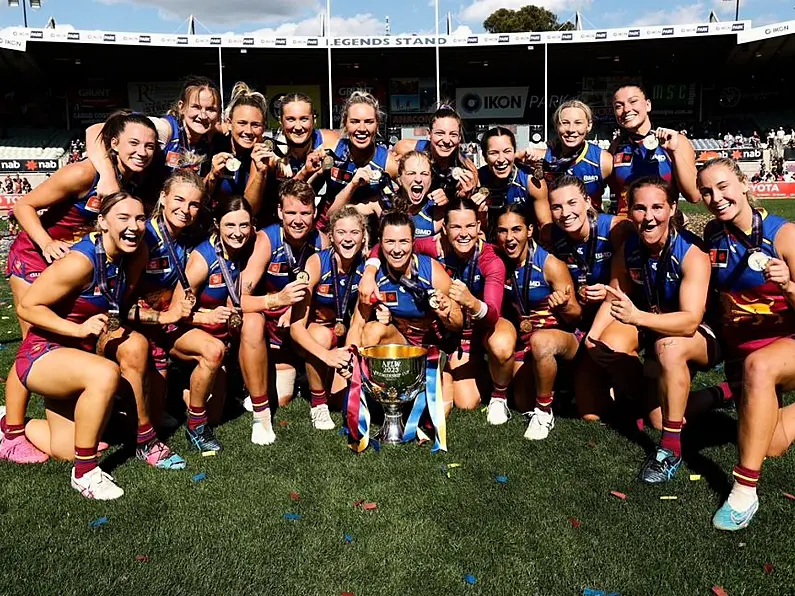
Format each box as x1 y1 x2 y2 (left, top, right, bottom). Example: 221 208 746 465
752 131 760 148
777 127 786 141
723 132 734 148
783 171 794 183
21 178 31 194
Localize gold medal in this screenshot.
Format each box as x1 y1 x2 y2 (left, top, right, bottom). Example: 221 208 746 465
577 285 588 302
642 134 659 151
185 291 197 308
369 168 382 184
451 167 464 181
747 251 771 272
262 139 275 152
107 310 121 332
321 154 335 171
228 310 243 330
532 165 544 180
296 271 310 283
476 187 489 198
225 157 241 172
333 322 347 338
428 292 440 310
520 318 533 333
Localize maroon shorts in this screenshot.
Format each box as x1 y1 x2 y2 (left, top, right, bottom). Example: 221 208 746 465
140 324 189 371
15 334 65 386
5 234 48 283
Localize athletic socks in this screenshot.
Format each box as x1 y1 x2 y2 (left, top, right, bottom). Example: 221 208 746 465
729 465 761 511
492 382 508 401
250 394 269 419
1 416 25 441
310 389 327 408
660 418 684 456
536 393 554 414
187 406 208 431
74 445 98 478
136 422 156 446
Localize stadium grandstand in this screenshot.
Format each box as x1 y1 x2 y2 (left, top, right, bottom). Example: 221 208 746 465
1 17 795 210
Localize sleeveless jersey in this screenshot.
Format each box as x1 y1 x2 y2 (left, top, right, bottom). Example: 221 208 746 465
312 248 364 326
477 164 532 240
375 254 436 344
415 139 431 153
544 142 606 209
162 114 212 175
136 218 192 311
504 242 558 332
550 214 614 289
193 236 242 311
411 198 438 238
611 136 675 215
705 211 795 355
624 227 700 313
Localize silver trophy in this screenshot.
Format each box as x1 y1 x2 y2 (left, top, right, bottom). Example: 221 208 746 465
360 344 428 444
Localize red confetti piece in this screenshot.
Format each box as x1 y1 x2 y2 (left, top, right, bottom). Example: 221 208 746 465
135 555 149 563
569 517 581 529
342 592 354 596
362 502 378 511
712 587 729 596
586 441 596 448
279 420 289 427
782 492 795 501
353 499 364 508
610 490 627 500
763 564 774 574
290 491 300 502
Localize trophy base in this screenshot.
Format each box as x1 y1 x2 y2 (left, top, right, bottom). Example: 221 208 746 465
376 406 404 445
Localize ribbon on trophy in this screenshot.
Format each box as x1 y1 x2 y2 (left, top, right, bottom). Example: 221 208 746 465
343 345 376 453
402 346 448 453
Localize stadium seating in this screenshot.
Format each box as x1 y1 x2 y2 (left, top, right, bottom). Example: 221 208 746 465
0 128 72 160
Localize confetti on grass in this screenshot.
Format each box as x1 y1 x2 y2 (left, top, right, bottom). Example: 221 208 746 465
659 496 678 500
362 502 378 511
495 475 508 484
609 491 627 500
290 491 300 501
191 473 206 483
712 587 729 596
135 555 149 563
782 492 795 501
344 534 353 543
283 513 301 521
569 517 582 529
763 563 774 574
689 474 702 481
201 451 216 457
464 574 477 585
89 517 108 528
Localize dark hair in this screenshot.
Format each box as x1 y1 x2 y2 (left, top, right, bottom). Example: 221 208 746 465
480 126 516 155
99 110 159 153
99 191 142 218
280 92 314 119
378 211 415 240
444 197 479 224
614 83 647 100
496 204 529 227
548 174 588 198
213 194 252 225
430 103 463 136
278 178 316 207
168 76 221 119
626 176 675 207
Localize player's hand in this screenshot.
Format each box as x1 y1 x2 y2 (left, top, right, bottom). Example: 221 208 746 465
78 313 108 338
277 280 310 307
604 285 640 326
41 239 71 263
548 285 572 311
765 257 792 290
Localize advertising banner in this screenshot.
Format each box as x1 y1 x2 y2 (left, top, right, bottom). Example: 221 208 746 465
265 85 324 129
750 182 795 199
455 87 529 119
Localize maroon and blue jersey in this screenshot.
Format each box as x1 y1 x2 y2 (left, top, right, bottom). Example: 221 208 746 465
477 164 532 240
192 236 244 343
311 248 364 326
611 137 675 215
624 227 701 313
411 198 438 238
705 211 795 356
162 114 212 175
375 254 436 345
504 242 557 333
551 214 615 289
136 218 192 311
544 141 606 209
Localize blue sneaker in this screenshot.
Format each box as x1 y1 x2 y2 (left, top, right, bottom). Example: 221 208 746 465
185 424 222 453
639 447 682 484
136 439 186 470
712 497 759 531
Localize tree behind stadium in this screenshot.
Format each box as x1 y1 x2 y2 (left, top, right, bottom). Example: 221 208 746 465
483 6 575 33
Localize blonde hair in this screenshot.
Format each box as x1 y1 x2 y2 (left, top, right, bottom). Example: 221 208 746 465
340 91 383 134
553 99 593 127
329 205 368 251
224 81 267 122
699 157 758 207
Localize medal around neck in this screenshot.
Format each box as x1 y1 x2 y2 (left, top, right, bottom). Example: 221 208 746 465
451 167 464 181
228 310 243 330
321 154 335 171
428 291 440 310
262 139 275 152
225 157 242 172
642 134 659 151
747 251 771 272
333 322 347 338
107 309 121 332
295 270 310 284
369 168 382 184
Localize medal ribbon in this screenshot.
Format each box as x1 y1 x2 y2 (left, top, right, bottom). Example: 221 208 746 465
157 216 192 294
512 241 535 317
640 228 676 313
343 346 374 453
394 255 429 307
456 240 481 331
282 229 313 280
94 235 125 314
402 346 448 452
330 251 362 326
213 238 242 310
567 216 599 286
725 210 763 254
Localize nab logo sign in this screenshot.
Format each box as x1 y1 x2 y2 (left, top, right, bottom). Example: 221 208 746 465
732 23 745 31
243 37 254 46
103 33 116 42
139 35 151 43
276 38 287 46
596 31 607 40
529 34 541 42
307 38 319 46
696 25 709 34
210 37 222 45
562 32 573 40
628 29 640 38
177 36 188 45
498 35 509 43
467 36 478 44
30 30 43 39
67 32 80 41
662 27 674 36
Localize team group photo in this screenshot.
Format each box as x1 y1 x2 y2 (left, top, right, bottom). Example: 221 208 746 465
0 1 794 594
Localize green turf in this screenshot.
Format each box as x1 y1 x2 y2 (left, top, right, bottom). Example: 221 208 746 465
2 207 795 596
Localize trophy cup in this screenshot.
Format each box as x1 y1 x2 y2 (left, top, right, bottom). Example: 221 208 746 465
359 344 428 444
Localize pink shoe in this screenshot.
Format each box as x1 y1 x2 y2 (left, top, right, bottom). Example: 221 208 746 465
0 434 49 464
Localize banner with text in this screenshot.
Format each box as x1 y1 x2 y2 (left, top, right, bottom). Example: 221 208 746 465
455 87 529 120
750 182 795 199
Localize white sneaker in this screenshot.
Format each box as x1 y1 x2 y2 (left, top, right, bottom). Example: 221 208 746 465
487 397 510 425
70 466 124 500
523 408 554 440
251 410 276 445
242 395 253 412
310 404 335 430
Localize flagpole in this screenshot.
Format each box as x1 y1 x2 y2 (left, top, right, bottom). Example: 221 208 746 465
327 0 334 128
435 0 440 105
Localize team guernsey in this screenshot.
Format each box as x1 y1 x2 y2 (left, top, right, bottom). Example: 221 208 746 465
261 223 323 348
311 248 364 328
162 114 211 175
477 165 531 240
6 173 103 283
705 211 795 356
193 235 242 340
611 136 674 215
544 142 606 209
137 219 191 311
411 199 438 238
319 139 392 231
15 233 127 385
624 227 700 314
375 254 437 346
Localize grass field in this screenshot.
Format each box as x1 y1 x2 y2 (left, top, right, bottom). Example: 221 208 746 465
1 204 795 596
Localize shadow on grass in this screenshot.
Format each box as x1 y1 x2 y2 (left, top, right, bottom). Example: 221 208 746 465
682 408 738 501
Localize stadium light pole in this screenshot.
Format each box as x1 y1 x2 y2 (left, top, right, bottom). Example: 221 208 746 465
543 42 548 142
434 0 440 105
327 0 333 128
8 0 40 28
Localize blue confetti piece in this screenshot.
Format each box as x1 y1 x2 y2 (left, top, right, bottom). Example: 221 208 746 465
344 533 353 543
371 440 381 452
89 516 108 528
283 513 302 521
464 574 477 585
495 475 508 484
192 472 206 483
